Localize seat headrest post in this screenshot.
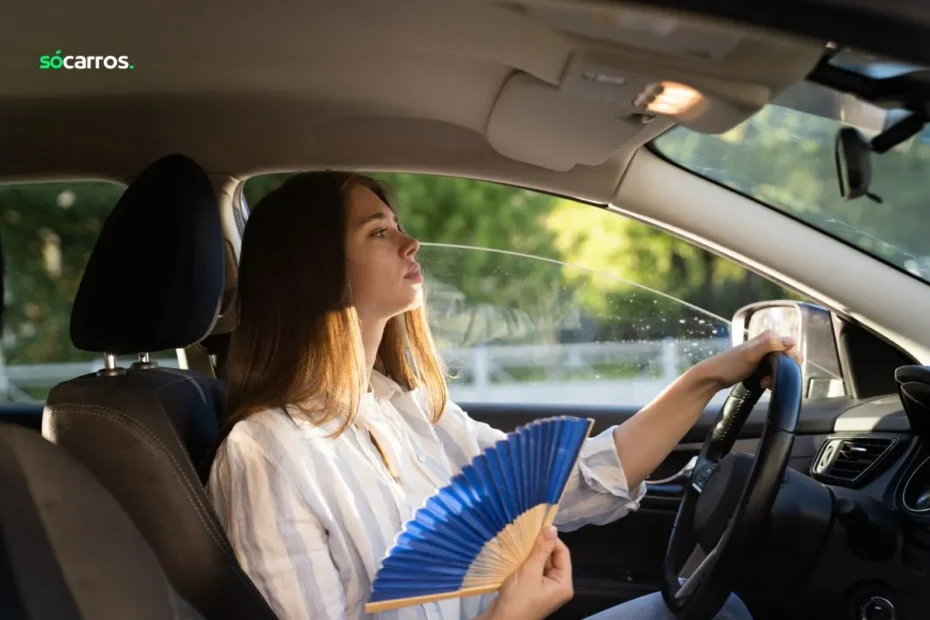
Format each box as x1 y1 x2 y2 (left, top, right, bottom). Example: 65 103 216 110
97 353 126 377
132 352 158 370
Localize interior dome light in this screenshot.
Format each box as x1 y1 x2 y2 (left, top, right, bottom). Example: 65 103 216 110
634 81 703 115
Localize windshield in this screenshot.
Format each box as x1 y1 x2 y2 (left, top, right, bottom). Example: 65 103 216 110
652 81 930 284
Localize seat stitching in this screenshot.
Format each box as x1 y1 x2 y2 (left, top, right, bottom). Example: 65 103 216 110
47 405 277 619
149 371 210 401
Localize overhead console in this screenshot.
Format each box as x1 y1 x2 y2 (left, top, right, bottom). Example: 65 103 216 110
487 3 825 170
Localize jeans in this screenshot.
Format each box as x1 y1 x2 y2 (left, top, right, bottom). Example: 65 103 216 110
583 586 752 620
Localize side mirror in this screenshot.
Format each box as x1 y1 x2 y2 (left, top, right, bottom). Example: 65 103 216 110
731 301 846 399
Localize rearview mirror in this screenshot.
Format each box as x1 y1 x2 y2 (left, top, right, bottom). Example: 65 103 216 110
835 126 873 201
732 301 845 399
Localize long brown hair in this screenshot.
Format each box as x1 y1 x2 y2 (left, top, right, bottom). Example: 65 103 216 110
223 171 447 438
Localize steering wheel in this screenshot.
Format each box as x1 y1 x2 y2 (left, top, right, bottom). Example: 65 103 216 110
659 352 802 619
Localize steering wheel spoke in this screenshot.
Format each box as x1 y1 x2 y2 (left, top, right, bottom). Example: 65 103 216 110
674 544 721 601
659 352 803 620
690 460 718 494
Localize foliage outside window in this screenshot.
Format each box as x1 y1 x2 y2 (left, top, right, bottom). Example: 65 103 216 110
0 182 176 401
654 82 930 283
244 173 804 406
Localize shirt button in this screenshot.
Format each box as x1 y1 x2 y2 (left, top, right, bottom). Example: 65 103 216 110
417 454 427 463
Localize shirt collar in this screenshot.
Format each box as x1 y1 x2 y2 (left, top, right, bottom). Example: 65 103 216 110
284 372 401 436
370 369 400 401
281 404 347 438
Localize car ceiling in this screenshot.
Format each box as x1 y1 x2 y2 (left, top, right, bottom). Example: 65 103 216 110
1 0 825 203
7 1 930 364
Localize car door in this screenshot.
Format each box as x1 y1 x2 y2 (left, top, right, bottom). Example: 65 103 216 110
372 175 828 618
241 170 850 619
419 244 756 619
420 243 861 620
373 174 845 620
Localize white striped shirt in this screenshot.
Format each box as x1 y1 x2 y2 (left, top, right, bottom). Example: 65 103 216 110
207 371 646 620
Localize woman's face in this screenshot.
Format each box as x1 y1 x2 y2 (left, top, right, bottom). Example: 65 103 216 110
345 184 423 323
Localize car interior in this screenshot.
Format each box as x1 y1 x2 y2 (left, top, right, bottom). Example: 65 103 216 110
5 1 930 619
0 423 206 620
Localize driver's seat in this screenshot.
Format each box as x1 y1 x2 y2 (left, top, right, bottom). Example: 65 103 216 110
41 154 277 620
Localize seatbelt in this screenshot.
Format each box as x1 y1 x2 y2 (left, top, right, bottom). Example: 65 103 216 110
0 433 83 620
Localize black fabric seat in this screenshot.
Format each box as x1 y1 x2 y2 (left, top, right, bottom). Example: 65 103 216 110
0 232 202 620
0 423 204 620
42 154 277 620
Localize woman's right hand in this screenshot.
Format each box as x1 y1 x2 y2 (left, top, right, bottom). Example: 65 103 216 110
480 525 574 620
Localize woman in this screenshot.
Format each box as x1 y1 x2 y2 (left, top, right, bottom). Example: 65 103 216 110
207 171 799 620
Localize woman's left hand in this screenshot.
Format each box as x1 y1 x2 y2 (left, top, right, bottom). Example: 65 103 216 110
695 329 804 391
478 526 573 620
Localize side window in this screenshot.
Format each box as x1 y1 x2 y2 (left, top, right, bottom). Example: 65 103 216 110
242 173 811 408
0 182 176 403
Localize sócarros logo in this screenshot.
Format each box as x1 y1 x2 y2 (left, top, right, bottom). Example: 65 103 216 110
39 50 134 70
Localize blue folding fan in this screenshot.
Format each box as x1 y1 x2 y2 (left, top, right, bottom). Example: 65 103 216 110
365 416 594 614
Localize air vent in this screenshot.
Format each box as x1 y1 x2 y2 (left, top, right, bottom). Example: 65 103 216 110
811 436 897 487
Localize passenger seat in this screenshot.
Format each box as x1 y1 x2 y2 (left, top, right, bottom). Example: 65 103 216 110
42 154 277 620
0 203 201 620
0 423 204 620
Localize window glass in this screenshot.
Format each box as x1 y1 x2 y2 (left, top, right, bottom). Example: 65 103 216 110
653 81 930 283
0 182 177 402
243 173 819 407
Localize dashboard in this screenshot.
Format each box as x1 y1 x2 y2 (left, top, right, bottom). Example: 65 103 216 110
807 369 930 504
766 366 930 620
715 300 930 619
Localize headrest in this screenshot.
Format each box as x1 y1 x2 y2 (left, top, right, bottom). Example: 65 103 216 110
71 154 224 355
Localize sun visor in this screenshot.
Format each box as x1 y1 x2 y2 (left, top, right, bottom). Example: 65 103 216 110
487 35 823 171
486 73 648 171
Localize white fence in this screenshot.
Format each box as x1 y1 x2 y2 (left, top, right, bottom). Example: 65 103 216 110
0 338 737 407
441 338 735 406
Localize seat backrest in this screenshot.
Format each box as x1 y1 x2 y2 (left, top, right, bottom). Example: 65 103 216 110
42 154 277 620
0 423 204 620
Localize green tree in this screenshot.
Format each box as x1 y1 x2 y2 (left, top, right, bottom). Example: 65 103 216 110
245 172 564 307
376 173 570 336
546 198 796 330
244 172 576 345
655 100 930 277
0 182 124 365
242 170 797 345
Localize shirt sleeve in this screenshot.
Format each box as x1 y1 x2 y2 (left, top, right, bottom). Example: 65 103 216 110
207 427 348 620
443 400 647 533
